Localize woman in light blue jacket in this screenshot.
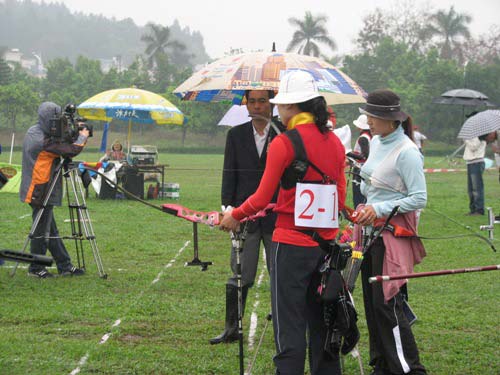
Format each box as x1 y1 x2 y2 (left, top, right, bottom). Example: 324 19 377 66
354 89 427 375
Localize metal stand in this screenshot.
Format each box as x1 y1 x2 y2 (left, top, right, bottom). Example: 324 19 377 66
246 313 272 374
480 207 496 240
11 158 106 278
230 223 248 375
64 160 106 278
184 222 213 271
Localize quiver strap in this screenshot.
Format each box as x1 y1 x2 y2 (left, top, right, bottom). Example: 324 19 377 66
280 129 331 190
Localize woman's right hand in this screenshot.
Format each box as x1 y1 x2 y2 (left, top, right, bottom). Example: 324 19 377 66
355 205 377 226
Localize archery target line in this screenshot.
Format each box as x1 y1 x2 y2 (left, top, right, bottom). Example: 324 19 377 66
69 240 190 375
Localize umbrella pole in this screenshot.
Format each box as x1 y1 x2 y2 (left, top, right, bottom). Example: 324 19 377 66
127 119 132 154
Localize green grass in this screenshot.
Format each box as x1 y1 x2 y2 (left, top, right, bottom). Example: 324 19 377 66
1 152 499 374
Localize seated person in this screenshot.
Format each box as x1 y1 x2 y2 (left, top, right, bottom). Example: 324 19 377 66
100 140 127 162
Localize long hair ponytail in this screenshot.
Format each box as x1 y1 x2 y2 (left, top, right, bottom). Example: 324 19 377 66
297 96 329 133
399 115 414 141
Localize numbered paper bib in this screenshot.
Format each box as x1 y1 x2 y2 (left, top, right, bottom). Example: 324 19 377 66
294 183 338 228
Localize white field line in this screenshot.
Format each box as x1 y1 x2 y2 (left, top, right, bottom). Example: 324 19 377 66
247 248 268 350
68 240 190 375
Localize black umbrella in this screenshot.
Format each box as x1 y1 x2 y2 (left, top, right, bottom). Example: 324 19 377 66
432 88 497 107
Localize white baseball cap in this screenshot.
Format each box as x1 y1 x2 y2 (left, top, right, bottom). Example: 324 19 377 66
269 70 322 104
353 114 369 130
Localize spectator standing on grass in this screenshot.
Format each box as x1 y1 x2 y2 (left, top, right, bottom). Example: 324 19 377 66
492 129 500 222
210 90 283 345
463 135 487 216
491 129 500 184
19 102 88 278
220 70 346 374
412 125 427 154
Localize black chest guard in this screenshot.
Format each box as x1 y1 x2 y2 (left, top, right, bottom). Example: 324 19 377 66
280 128 333 190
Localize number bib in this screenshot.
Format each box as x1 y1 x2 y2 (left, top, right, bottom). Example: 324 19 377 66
294 183 338 228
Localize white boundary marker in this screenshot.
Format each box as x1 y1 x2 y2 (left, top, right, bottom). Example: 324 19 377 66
69 240 190 375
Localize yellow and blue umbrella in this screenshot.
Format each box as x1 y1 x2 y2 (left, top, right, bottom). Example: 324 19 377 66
77 87 184 149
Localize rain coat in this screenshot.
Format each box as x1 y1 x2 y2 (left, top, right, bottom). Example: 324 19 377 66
20 102 87 207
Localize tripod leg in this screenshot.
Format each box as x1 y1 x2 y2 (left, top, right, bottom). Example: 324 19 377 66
65 169 85 269
67 168 107 278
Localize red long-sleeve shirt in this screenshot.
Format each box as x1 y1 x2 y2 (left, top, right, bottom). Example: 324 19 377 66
232 122 346 246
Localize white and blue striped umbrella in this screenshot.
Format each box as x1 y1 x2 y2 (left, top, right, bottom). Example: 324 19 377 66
458 110 500 139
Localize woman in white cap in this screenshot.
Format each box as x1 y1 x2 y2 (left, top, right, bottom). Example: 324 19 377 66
351 114 372 208
354 89 427 375
220 70 346 374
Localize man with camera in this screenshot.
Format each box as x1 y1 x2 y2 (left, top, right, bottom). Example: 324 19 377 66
19 102 89 278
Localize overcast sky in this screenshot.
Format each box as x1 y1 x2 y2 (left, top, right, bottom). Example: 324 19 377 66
34 0 500 59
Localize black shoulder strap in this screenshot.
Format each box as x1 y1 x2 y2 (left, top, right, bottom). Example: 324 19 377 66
280 129 331 190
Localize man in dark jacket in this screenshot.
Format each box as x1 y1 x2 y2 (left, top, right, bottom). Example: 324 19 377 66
20 102 89 278
210 90 282 344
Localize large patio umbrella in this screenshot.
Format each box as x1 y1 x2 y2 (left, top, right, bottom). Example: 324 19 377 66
78 88 184 151
433 89 497 107
457 110 500 140
173 51 366 105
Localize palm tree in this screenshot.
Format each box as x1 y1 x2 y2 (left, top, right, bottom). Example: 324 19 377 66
286 11 336 57
428 6 471 60
141 23 186 68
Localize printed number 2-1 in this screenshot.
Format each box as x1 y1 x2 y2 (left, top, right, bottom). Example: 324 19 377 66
299 189 314 220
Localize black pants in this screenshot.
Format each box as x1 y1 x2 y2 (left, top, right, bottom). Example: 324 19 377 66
270 242 341 375
29 205 72 273
361 238 426 374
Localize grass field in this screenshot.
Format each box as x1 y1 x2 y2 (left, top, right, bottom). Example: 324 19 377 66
1 151 499 374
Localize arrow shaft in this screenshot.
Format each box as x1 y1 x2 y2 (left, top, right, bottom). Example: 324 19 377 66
369 265 500 283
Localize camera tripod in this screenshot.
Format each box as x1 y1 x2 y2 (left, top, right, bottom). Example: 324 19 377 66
12 157 107 278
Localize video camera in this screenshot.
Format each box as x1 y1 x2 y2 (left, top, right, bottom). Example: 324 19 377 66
49 103 93 142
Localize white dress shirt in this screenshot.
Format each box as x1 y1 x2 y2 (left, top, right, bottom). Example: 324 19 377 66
253 122 270 157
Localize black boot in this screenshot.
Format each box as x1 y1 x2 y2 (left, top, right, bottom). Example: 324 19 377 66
209 284 248 344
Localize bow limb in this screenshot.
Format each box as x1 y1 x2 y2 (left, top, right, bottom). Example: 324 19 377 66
162 204 220 226
161 203 276 227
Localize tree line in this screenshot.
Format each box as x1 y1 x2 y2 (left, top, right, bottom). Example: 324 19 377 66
284 4 500 143
0 1 499 144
